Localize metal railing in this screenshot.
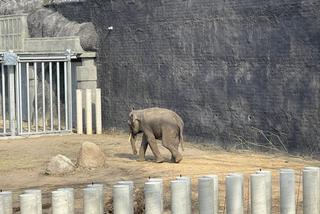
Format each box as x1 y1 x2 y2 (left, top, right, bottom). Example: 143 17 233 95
0 51 75 136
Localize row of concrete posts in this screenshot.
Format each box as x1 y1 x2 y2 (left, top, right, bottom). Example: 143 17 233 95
0 167 319 213
76 88 102 135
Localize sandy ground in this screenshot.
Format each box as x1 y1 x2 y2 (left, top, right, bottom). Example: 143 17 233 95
0 133 318 213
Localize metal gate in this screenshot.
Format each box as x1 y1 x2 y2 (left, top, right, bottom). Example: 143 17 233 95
0 51 75 136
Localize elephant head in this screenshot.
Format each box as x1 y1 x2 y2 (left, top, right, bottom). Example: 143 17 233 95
128 110 143 155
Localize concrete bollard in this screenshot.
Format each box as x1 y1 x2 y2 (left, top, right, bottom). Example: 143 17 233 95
87 183 104 214
57 188 74 214
0 195 4 213
144 181 162 214
20 193 37 214
52 190 69 214
303 169 319 214
117 181 134 214
76 89 83 134
24 189 42 214
203 175 219 214
256 171 272 214
304 167 320 212
250 174 267 214
95 88 102 134
226 173 244 214
148 178 163 213
176 176 192 214
85 89 92 135
84 187 101 214
171 180 189 214
113 184 131 214
280 169 295 214
198 177 215 214
0 191 12 214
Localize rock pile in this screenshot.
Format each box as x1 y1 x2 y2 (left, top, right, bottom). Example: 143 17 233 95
45 141 106 176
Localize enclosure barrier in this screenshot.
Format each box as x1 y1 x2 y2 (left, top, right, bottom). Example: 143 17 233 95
0 52 75 136
76 88 102 135
280 169 296 214
1 167 320 213
256 170 272 214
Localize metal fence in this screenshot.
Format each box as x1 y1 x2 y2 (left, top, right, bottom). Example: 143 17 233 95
0 52 75 136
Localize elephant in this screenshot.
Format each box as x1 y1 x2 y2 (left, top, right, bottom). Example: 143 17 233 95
128 107 184 163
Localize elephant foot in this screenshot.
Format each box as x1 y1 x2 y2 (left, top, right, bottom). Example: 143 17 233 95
156 157 165 163
137 157 145 162
171 156 175 163
174 155 183 163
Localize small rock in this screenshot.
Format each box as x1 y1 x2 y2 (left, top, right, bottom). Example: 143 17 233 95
77 142 106 168
45 154 75 175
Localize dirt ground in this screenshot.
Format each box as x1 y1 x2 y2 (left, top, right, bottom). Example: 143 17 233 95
0 133 318 213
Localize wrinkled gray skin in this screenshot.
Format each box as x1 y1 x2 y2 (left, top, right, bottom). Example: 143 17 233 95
128 107 184 163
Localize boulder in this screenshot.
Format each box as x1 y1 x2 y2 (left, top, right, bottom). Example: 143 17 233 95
77 142 106 168
45 154 75 175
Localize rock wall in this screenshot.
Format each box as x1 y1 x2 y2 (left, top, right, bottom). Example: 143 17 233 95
90 0 320 154
1 0 319 154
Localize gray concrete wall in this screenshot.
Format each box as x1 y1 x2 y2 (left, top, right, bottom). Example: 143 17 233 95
91 0 320 153
2 0 320 153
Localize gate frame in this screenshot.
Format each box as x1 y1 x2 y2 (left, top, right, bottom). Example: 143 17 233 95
0 50 77 136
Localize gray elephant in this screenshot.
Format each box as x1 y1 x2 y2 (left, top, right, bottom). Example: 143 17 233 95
128 107 184 163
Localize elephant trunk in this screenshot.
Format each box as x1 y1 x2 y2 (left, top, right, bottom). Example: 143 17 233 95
129 133 138 155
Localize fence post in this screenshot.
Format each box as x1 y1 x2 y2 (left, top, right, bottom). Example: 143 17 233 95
176 176 192 214
87 183 104 214
76 89 83 134
113 184 131 214
57 188 74 214
145 181 162 214
0 195 3 213
198 177 215 214
117 181 134 214
256 171 272 214
303 169 319 214
20 194 37 214
280 169 295 214
250 174 267 214
8 65 15 136
226 173 244 214
0 191 12 214
52 190 69 214
148 178 163 213
171 180 189 214
203 175 219 214
304 167 320 212
95 88 102 134
85 89 92 135
83 187 101 214
24 189 42 214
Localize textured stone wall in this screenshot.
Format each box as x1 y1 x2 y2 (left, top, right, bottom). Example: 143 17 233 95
2 0 319 153
90 0 320 154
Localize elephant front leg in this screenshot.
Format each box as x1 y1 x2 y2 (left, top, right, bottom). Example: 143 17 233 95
145 131 165 163
138 134 148 162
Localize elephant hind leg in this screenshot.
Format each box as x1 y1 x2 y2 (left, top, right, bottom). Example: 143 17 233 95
162 134 182 163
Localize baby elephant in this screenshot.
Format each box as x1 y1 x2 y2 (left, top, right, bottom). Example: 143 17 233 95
128 107 184 163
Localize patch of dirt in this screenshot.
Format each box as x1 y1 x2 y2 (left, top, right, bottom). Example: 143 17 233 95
0 133 318 213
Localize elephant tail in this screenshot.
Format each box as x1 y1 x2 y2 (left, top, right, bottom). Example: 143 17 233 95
173 112 185 151
179 129 184 151
178 119 184 151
